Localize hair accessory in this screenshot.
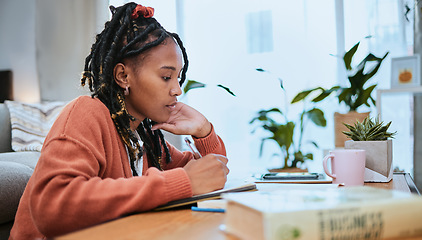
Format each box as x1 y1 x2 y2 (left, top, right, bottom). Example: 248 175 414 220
124 86 130 96
131 4 154 19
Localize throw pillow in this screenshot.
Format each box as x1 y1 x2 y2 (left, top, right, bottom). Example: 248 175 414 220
4 100 67 152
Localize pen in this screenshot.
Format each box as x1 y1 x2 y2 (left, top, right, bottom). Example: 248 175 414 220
184 137 202 159
191 206 225 213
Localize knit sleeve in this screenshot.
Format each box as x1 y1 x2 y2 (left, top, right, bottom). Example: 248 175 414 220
193 124 226 156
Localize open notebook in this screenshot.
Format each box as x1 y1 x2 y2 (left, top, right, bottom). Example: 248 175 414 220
154 179 256 211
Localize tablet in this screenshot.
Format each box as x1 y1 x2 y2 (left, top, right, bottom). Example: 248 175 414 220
261 172 319 180
254 172 332 184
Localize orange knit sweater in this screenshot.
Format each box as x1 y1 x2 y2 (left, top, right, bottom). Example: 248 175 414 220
9 96 226 239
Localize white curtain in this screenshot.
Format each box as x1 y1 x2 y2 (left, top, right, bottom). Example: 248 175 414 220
35 0 109 101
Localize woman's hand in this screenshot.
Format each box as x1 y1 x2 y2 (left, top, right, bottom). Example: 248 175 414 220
183 154 229 195
151 102 212 138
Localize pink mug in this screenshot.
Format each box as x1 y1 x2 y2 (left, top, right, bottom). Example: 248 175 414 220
323 149 366 186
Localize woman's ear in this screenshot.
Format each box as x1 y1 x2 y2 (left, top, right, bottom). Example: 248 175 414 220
113 63 128 88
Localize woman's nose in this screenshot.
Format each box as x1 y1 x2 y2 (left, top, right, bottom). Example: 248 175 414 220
170 82 182 96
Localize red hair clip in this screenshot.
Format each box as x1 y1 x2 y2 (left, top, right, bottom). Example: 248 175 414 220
131 4 154 19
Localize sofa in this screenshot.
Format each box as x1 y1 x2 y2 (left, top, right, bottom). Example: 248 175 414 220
0 103 41 240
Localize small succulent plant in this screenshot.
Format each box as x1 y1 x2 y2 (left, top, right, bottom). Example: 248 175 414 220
343 116 396 141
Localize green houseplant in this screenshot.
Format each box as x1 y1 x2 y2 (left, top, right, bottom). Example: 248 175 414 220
250 70 327 171
342 116 396 141
291 41 389 147
343 116 396 182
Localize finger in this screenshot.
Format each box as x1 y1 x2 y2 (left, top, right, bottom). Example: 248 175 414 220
215 158 229 176
213 154 228 164
152 123 176 132
151 123 165 131
193 152 201 160
224 165 230 175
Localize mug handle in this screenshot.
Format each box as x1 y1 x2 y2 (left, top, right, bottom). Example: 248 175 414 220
323 154 336 179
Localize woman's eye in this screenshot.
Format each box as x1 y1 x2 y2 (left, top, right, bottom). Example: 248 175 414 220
163 76 171 81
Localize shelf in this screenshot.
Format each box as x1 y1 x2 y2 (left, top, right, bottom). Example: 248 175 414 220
377 87 422 94
376 88 422 115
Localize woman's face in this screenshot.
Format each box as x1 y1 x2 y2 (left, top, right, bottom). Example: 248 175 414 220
123 38 183 126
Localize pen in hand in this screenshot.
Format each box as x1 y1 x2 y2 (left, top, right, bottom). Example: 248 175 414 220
184 137 202 159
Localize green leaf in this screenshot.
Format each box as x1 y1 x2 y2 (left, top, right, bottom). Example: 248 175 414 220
291 87 324 104
309 141 319 148
217 84 236 96
183 80 206 94
312 91 331 102
344 42 360 70
250 108 284 125
361 84 377 104
304 153 313 160
277 78 284 90
363 52 389 81
306 108 327 127
291 89 314 103
337 88 351 104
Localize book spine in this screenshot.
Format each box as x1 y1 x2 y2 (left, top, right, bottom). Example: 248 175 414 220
265 198 422 240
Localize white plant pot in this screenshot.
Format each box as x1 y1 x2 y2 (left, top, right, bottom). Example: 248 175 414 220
344 139 393 183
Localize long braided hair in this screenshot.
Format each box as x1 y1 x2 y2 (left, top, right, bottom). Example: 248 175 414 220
80 2 189 175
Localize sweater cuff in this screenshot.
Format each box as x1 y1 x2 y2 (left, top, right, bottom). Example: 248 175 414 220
162 168 193 202
193 123 220 153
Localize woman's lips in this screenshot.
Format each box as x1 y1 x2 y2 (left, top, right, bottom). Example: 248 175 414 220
166 102 177 108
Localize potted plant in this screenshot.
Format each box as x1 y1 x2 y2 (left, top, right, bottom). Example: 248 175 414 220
291 41 389 147
250 72 326 171
343 116 396 182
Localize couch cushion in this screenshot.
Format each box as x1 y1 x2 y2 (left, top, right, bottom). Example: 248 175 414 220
0 151 41 169
0 161 33 224
0 152 40 225
4 100 66 152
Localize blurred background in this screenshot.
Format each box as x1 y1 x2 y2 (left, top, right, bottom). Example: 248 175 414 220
0 0 420 186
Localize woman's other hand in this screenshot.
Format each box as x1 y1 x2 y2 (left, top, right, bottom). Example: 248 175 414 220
151 102 212 138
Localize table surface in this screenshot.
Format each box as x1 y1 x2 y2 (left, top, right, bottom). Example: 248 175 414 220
58 173 422 240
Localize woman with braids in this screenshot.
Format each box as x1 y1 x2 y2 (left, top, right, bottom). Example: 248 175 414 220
9 2 228 239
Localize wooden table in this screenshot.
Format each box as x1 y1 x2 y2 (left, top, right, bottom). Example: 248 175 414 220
58 173 421 240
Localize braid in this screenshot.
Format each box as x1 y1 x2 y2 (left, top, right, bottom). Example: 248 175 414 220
81 2 188 176
157 130 171 164
171 33 189 86
137 121 161 169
